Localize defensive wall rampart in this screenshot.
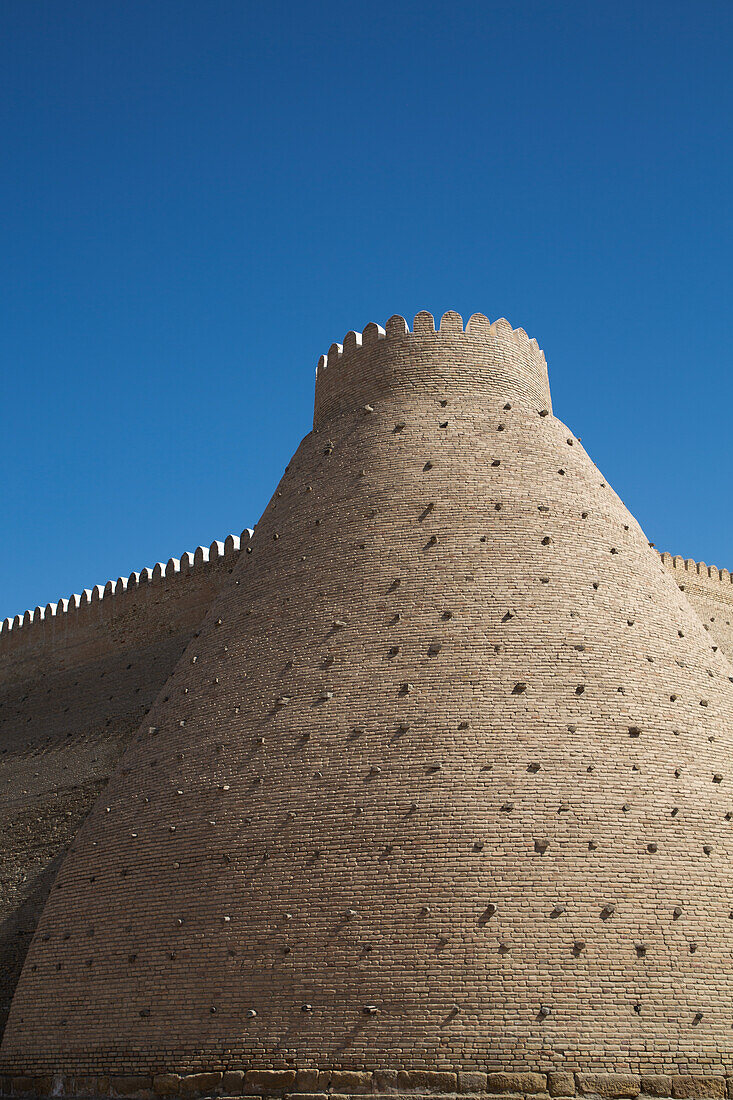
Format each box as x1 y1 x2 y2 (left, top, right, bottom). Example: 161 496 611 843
659 552 733 660
0 532 250 1040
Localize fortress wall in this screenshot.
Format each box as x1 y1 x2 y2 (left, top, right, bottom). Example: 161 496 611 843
0 534 249 1041
3 311 733 1078
0 536 730 1053
1 308 730 1082
659 553 733 662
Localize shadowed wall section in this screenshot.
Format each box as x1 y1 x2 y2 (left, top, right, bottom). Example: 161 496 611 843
0 535 249 1041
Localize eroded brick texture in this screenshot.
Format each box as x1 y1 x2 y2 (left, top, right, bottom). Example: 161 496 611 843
2 311 733 1082
0 541 245 1040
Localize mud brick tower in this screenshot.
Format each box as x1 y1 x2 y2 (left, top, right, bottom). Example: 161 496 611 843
3 311 733 1100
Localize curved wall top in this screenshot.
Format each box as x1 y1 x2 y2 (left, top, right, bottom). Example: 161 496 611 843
313 311 551 430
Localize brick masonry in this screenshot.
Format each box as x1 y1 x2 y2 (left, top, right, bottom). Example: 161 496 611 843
0 537 249 1039
2 311 733 1090
658 555 733 661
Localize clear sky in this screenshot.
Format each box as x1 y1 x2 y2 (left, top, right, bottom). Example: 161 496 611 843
2 0 732 620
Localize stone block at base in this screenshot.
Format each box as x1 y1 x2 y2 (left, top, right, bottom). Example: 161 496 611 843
576 1075 640 1099
221 1073 244 1096
328 1075 372 1094
459 1074 489 1094
396 1073 458 1093
244 1072 296 1095
109 1077 153 1099
486 1075 547 1096
640 1077 673 1097
548 1074 576 1097
671 1079 726 1099
179 1074 222 1100
153 1077 182 1098
295 1074 321 1093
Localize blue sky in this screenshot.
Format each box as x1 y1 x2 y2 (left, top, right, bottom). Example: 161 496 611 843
2 0 732 619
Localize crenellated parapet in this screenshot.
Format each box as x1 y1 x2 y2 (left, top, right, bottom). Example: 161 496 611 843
658 551 733 664
3 539 729 660
0 529 253 656
658 551 732 587
313 310 551 429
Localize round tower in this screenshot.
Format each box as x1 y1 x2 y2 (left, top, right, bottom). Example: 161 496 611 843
4 312 733 1094
313 310 551 429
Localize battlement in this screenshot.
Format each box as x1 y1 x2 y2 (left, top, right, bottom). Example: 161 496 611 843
659 550 732 587
3 537 729 659
313 310 551 429
0 529 253 655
